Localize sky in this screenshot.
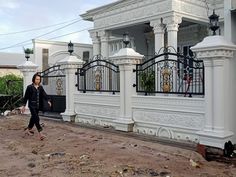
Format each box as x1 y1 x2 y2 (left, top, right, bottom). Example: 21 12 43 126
0 0 117 53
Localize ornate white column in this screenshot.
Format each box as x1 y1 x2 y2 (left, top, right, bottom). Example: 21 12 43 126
99 30 110 90
150 19 165 53
110 48 143 132
224 0 232 42
58 56 84 122
18 60 38 114
89 30 100 56
99 30 110 59
163 15 182 51
150 19 165 92
192 35 236 148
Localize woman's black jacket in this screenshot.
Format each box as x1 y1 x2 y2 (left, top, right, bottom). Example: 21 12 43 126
23 84 49 110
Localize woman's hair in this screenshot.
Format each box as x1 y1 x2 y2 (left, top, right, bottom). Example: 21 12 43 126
32 72 42 83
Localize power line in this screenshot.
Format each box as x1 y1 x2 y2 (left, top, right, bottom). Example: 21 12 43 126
0 19 83 51
34 19 82 39
47 27 93 40
0 26 93 51
0 18 80 36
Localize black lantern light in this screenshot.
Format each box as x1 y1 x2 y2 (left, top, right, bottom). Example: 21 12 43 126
25 52 30 61
209 9 220 36
24 48 33 61
123 32 130 48
68 41 74 55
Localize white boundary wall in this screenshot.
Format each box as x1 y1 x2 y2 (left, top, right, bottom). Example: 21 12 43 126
74 93 120 126
132 96 204 143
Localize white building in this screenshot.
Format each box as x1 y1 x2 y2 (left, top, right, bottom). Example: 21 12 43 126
77 0 236 148
19 0 236 149
81 0 235 58
33 39 93 71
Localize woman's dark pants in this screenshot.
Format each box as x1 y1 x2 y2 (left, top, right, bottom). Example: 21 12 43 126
28 108 42 132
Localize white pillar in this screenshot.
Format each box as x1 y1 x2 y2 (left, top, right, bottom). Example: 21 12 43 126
58 56 84 122
100 30 109 59
18 60 38 114
99 30 110 90
202 60 213 131
191 35 236 148
163 15 182 51
150 19 165 53
224 0 232 42
110 48 143 132
150 19 165 92
89 30 100 56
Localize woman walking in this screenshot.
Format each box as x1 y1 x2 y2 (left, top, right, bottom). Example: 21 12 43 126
21 73 51 140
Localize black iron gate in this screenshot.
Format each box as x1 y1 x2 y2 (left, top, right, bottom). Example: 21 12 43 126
134 47 205 96
40 65 66 113
76 55 120 94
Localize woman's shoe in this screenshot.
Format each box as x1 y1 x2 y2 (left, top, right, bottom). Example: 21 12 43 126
38 132 46 141
24 127 34 135
39 136 46 140
24 129 34 136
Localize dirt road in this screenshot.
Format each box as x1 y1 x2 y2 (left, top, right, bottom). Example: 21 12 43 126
0 115 235 177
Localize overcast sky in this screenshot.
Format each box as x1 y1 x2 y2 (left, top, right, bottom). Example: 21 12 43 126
0 0 117 53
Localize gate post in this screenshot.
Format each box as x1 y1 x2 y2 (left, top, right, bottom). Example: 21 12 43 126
192 36 236 148
110 48 143 131
58 55 84 122
18 60 38 114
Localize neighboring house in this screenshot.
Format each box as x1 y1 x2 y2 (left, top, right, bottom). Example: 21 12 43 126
0 52 25 77
81 0 235 58
31 39 92 98
33 39 93 72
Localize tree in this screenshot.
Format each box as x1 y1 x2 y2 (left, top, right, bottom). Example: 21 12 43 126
0 74 23 112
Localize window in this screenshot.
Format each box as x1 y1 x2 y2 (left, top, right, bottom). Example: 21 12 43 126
42 48 49 85
83 51 90 63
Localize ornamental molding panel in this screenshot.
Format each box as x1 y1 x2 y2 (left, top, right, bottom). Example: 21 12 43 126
94 0 172 29
195 50 235 59
133 109 204 130
133 123 200 143
132 96 205 114
75 104 120 119
89 0 224 30
75 114 115 127
74 93 120 106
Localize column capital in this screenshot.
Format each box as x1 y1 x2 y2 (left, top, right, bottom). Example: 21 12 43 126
163 15 182 32
98 30 110 42
150 19 165 34
163 15 182 25
89 30 100 43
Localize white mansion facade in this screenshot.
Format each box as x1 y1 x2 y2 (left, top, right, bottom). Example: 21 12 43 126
18 0 236 149
81 0 236 58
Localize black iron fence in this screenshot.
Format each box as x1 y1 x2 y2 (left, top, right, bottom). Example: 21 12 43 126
76 55 120 94
39 65 66 113
134 47 204 96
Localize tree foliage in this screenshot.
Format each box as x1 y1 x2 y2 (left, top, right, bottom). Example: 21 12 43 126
140 70 155 93
0 74 23 112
